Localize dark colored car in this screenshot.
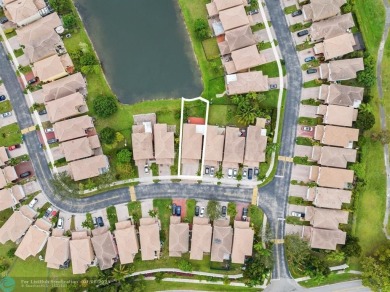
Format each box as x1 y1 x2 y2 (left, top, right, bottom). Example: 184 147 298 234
47 138 58 144
248 168 253 180
307 68 318 74
304 56 316 62
291 9 302 17
222 206 227 217
19 171 31 178
205 167 209 175
242 208 248 221
27 78 37 85
297 30 309 37
97 217 104 227
38 109 47 115
269 84 277 89
0 17 8 24
0 95 6 101
172 203 176 215
175 206 181 216
44 207 53 218
195 205 200 216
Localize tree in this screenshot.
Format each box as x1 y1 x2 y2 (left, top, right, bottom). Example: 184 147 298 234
356 110 375 131
371 130 390 145
178 259 193 271
362 243 390 291
63 13 77 30
80 52 97 66
93 96 118 118
81 213 94 229
116 149 132 164
357 55 375 87
285 235 311 272
100 127 116 144
227 202 237 221
111 264 134 283
341 235 362 258
148 209 158 218
49 0 72 14
243 252 273 287
306 252 330 278
6 247 16 259
206 200 221 221
194 18 209 40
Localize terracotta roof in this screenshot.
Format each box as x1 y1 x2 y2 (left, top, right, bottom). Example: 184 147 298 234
0 166 17 188
309 13 354 41
223 127 245 168
0 209 33 244
219 5 249 31
314 33 355 60
319 104 357 127
69 155 109 181
132 124 154 166
11 185 25 201
70 232 95 274
319 84 364 107
314 125 359 148
304 226 347 250
319 58 364 81
4 0 44 24
302 0 346 22
169 216 189 257
231 220 254 264
182 124 203 162
211 223 233 262
154 124 175 165
0 147 9 167
310 166 354 189
206 0 243 17
0 188 17 211
53 115 94 142
227 45 265 73
305 206 349 230
312 146 357 168
60 135 101 162
45 235 70 269
204 126 225 167
307 187 352 209
139 218 160 261
226 71 269 95
33 54 73 82
41 72 86 102
114 221 139 264
190 217 212 260
46 92 88 123
91 227 118 270
244 124 267 167
223 25 255 53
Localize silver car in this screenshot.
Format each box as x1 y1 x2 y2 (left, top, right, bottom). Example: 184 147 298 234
1 112 12 118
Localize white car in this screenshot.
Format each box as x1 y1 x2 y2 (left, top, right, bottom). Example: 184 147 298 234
57 217 64 229
45 128 54 133
200 207 205 217
1 112 12 118
144 165 149 173
28 198 38 208
291 211 304 218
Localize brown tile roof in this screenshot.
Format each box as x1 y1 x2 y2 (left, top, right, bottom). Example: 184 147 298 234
219 5 249 31
211 223 233 262
114 221 139 264
91 227 118 270
132 125 154 166
320 105 357 127
226 71 269 95
70 232 95 274
223 25 256 53
0 147 9 167
169 216 189 257
309 13 354 41
314 125 359 148
314 33 355 60
41 73 87 102
69 155 109 181
45 235 70 269
16 12 62 63
0 209 33 244
228 45 265 73
46 92 88 123
302 0 346 22
312 146 357 168
319 58 364 81
231 220 254 264
4 0 44 24
11 185 25 201
304 226 347 250
190 217 212 260
1 166 17 186
60 136 101 162
0 188 17 211
206 0 243 17
0 171 6 190
319 84 364 107
244 124 268 167
223 127 245 168
204 126 225 167
308 187 352 209
313 166 354 189
33 54 72 82
182 124 203 162
53 115 94 142
139 218 160 261
305 206 349 229
154 124 175 165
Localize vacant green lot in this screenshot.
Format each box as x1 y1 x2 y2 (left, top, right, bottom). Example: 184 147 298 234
0 123 22 147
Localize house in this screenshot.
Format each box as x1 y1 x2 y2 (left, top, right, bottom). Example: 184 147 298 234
45 229 70 269
219 5 249 32
68 155 109 181
309 13 355 42
53 115 95 142
169 216 189 257
303 226 346 250
33 54 73 82
46 92 88 123
204 126 225 168
91 227 118 270
224 45 265 74
304 206 349 230
226 71 269 95
16 12 64 63
139 218 160 261
314 33 356 60
69 231 95 274
0 188 17 211
310 145 357 168
15 218 51 260
0 205 36 244
231 220 254 264
211 220 233 262
190 217 212 260
153 124 175 166
316 104 357 127
223 127 245 169
319 84 364 108
319 58 364 81
218 25 256 55
181 124 203 174
302 0 346 22
244 119 268 167
206 0 244 17
4 0 47 26
131 123 154 167
314 125 359 148
0 147 9 167
309 166 354 189
41 72 87 102
307 187 352 209
0 166 18 189
60 135 101 162
114 221 139 264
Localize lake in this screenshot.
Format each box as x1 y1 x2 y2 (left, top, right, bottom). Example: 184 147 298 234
75 0 202 104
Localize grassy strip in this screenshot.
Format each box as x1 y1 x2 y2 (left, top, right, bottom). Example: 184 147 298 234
127 201 142 223
296 137 314 146
286 216 310 225
106 206 118 230
288 196 312 205
284 5 298 14
301 98 321 106
289 22 312 33
13 48 23 57
143 281 258 291
186 199 196 223
296 42 314 51
248 204 263 234
293 156 316 166
0 100 12 114
299 273 361 288
298 117 321 126
303 80 323 88
0 123 22 147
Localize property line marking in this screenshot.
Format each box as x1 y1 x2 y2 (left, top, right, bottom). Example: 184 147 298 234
273 239 284 244
129 186 136 202
251 188 258 205
278 156 293 162
21 126 35 134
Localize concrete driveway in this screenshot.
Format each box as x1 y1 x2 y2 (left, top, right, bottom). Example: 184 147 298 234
8 143 28 158
299 105 318 118
115 204 129 222
301 87 320 100
291 165 311 182
303 69 320 82
158 164 171 176
141 199 153 217
16 54 30 67
291 31 309 45
286 13 304 26
287 204 306 215
262 48 277 63
285 223 304 235
51 146 65 161
0 111 17 127
289 185 308 199
74 214 87 231
22 180 41 195
7 36 20 51
182 163 198 176
296 126 315 138
294 145 313 158
59 211 73 231
297 48 316 64
0 84 8 98
90 208 109 228
33 192 48 210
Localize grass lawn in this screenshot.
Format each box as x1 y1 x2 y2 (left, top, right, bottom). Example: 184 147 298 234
106 206 118 230
284 5 298 14
299 273 361 288
0 208 13 228
143 281 258 291
248 204 263 234
303 80 323 88
127 201 142 222
207 76 226 99
298 117 321 126
186 199 196 223
13 48 23 57
208 104 237 126
153 198 173 246
202 38 220 60
0 100 12 114
0 123 22 147
254 61 285 78
296 137 314 146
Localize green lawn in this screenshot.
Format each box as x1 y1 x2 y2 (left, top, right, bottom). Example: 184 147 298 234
202 38 220 60
207 76 225 99
143 281 258 291
0 100 12 114
13 48 24 57
0 123 22 147
248 204 264 234
186 199 196 223
0 208 13 228
254 61 285 78
299 273 361 288
127 201 142 223
303 80 322 88
296 137 314 146
284 4 298 14
208 104 237 126
106 206 118 230
153 199 173 242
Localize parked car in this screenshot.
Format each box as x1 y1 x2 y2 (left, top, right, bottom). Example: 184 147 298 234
19 171 31 178
27 78 37 85
38 109 47 115
243 169 247 177
297 30 309 37
248 168 253 180
291 9 302 17
200 207 205 217
175 206 181 216
1 112 12 118
47 138 58 144
304 56 316 62
29 198 38 208
97 217 104 227
57 217 64 229
45 128 54 133
144 165 149 174
93 217 98 227
248 9 259 15
228 168 233 178
269 84 277 89
291 211 305 218
222 206 227 217
233 168 237 178
254 167 259 176
210 166 215 177
307 68 318 74
0 17 8 24
172 203 176 215
301 126 313 131
8 144 20 151
242 208 248 221
44 207 53 218
205 167 209 175
0 95 6 101
195 205 200 216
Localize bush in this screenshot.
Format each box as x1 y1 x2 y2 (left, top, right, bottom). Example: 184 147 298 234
355 110 375 131
93 96 118 118
177 260 193 272
194 18 209 40
63 13 77 30
99 127 116 144
80 52 98 66
6 247 16 258
116 149 132 164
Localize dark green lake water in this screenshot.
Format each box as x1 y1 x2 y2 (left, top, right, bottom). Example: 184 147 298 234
75 0 202 103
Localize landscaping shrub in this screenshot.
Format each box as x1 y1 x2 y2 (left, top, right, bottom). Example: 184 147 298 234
93 96 118 118
194 18 209 40
63 13 78 30
6 247 16 258
99 127 116 144
116 149 132 164
355 110 375 131
177 260 193 272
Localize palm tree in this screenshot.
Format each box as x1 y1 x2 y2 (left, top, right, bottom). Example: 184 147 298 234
231 94 241 105
111 264 134 283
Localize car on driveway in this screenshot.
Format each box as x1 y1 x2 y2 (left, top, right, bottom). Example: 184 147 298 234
307 68 318 74
27 78 37 85
269 84 277 89
200 207 205 217
19 171 31 178
248 168 253 180
57 217 64 229
45 128 54 133
97 216 104 227
292 10 302 17
0 17 8 24
44 207 53 218
222 206 227 217
38 109 47 115
195 206 200 216
233 168 237 178
297 30 309 37
47 138 58 144
291 211 305 218
248 9 259 15
144 165 149 174
29 198 38 208
301 126 313 131
243 169 247 178
210 167 215 176
0 95 6 101
205 167 209 175
172 203 176 215
175 206 181 216
254 167 259 176
1 112 12 118
242 208 248 221
304 56 316 62
8 144 20 151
